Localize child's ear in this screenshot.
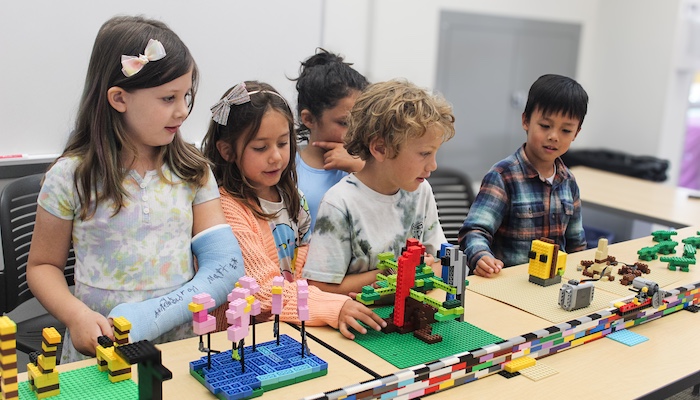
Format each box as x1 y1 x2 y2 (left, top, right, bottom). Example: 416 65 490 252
216 140 236 163
300 110 316 130
521 112 530 132
369 137 387 162
107 86 127 113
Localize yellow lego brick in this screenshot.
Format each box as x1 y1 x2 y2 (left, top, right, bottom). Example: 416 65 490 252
115 332 129 343
3 380 19 394
1 338 17 351
41 341 58 353
38 355 56 372
624 320 635 328
246 295 255 305
108 357 130 372
96 346 115 365
113 317 132 333
271 286 283 295
0 316 17 335
556 251 567 274
33 371 59 387
96 363 109 372
439 379 455 390
108 370 132 383
1 353 18 365
26 363 39 379
188 301 204 313
504 356 536 373
41 327 61 345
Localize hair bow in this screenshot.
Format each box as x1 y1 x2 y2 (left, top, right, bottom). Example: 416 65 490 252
210 83 252 125
121 39 167 77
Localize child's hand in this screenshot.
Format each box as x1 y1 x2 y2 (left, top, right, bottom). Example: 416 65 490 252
67 308 114 356
474 256 504 278
338 299 387 340
313 141 365 173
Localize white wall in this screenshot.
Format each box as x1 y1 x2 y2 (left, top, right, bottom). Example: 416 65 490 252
1 0 696 186
0 0 323 156
324 0 692 185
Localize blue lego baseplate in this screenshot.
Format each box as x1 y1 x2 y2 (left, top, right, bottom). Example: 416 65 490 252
606 329 649 346
189 334 328 400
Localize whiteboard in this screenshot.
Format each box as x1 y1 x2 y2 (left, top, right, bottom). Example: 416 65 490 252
0 0 324 157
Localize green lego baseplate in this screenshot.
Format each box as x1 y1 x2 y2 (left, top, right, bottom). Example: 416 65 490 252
352 306 502 369
18 363 138 399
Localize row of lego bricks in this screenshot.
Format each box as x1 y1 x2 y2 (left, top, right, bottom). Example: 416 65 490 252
302 279 700 400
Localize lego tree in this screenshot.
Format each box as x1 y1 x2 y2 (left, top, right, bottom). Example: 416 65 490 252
356 239 466 344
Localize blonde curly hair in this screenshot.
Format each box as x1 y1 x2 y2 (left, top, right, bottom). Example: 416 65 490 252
345 79 455 160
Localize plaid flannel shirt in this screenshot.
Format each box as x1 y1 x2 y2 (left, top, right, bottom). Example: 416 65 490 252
459 145 586 270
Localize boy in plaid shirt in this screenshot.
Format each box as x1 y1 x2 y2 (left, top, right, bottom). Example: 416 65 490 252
460 74 588 277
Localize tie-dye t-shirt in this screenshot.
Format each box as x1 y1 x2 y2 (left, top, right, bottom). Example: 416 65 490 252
258 190 311 281
302 173 446 284
38 156 220 362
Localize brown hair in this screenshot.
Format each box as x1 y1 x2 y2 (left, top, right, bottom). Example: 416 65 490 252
201 81 300 222
59 15 207 220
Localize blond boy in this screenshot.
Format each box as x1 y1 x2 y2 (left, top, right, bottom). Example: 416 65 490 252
303 80 455 295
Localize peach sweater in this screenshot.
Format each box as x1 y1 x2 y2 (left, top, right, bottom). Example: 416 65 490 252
211 188 349 331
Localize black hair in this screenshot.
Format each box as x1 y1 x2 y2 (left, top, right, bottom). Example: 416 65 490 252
292 48 369 140
523 74 588 128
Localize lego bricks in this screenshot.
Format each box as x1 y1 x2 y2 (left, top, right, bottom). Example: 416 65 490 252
17 365 138 400
189 334 327 400
302 279 700 400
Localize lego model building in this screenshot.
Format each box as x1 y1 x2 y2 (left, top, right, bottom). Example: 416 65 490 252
579 237 615 281
189 276 328 400
356 239 466 344
528 237 567 286
1 316 19 400
614 277 667 316
26 327 62 399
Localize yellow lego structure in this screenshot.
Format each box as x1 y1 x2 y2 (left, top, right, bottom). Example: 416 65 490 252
96 317 132 383
26 327 62 399
528 238 567 287
0 316 19 400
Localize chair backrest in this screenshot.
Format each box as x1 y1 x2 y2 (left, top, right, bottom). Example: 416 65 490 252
0 173 75 312
427 168 475 246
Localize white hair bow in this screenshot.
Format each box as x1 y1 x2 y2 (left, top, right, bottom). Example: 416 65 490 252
210 83 251 125
121 39 167 77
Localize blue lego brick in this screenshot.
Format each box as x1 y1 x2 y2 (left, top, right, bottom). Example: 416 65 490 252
18 363 138 399
190 334 328 400
606 329 649 346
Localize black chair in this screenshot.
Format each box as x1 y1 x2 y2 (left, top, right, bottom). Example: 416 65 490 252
1 173 74 358
427 168 475 246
